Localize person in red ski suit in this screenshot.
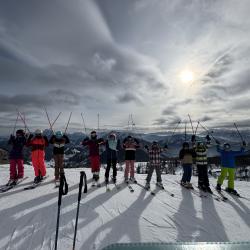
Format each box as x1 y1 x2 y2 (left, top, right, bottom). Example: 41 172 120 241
82 131 105 183
26 129 49 183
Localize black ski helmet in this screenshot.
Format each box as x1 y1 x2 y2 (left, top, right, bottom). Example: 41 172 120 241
16 129 25 136
183 142 189 148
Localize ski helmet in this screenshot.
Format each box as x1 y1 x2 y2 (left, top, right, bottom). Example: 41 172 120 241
16 129 25 136
109 133 116 140
55 131 63 138
183 142 189 148
35 129 42 135
91 130 97 139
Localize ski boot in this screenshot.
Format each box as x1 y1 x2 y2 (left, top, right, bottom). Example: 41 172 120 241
225 187 239 196
96 179 101 188
206 186 213 194
145 182 150 190
124 177 129 184
129 177 137 184
112 177 116 184
198 184 207 192
34 176 40 184
186 182 193 189
105 178 109 185
156 182 164 189
6 179 16 186
216 184 222 192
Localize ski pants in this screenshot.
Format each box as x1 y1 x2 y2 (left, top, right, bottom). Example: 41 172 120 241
54 154 64 179
9 159 24 179
146 163 162 183
124 160 135 179
105 158 117 180
217 167 235 189
31 150 46 177
197 164 210 187
90 156 100 181
181 164 192 183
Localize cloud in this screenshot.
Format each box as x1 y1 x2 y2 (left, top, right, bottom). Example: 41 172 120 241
116 92 143 104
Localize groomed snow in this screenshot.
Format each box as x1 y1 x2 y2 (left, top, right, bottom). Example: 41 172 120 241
0 164 250 250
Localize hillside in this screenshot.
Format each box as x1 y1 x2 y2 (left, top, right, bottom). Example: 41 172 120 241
0 165 250 250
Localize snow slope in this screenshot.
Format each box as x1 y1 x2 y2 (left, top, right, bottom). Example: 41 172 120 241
0 165 250 250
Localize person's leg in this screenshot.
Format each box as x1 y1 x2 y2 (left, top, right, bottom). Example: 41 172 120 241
197 165 203 186
17 159 24 178
58 154 64 177
105 159 111 182
187 164 192 182
9 159 17 180
54 155 59 180
124 160 129 180
155 164 162 183
112 159 117 181
203 165 210 187
146 164 154 183
181 164 188 183
91 156 100 181
32 153 40 177
37 151 46 177
130 160 135 178
217 167 228 185
228 168 236 189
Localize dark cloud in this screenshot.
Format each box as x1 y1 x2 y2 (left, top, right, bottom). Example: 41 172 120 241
116 92 142 104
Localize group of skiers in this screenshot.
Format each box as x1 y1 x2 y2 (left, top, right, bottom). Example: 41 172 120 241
5 127 247 196
7 129 70 186
179 136 247 195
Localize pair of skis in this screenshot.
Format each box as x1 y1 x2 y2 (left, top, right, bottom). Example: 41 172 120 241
0 177 28 193
24 175 49 190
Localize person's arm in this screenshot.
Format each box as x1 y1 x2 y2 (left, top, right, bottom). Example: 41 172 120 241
134 139 140 148
63 134 70 144
26 134 33 146
82 137 90 146
8 135 15 145
43 136 49 147
179 149 184 160
216 144 222 153
49 135 55 144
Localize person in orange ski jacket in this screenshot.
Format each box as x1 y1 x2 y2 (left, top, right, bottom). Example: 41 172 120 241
26 129 49 183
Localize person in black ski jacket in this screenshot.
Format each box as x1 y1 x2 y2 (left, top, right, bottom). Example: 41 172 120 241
49 131 70 182
105 133 120 184
7 129 27 185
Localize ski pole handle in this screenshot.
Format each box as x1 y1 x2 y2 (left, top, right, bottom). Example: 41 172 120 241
78 171 84 202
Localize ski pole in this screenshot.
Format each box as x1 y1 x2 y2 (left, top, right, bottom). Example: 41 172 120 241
12 112 19 135
199 122 219 144
73 171 87 250
51 112 62 128
167 120 181 145
184 121 187 141
44 107 54 132
54 173 68 250
80 112 87 134
194 121 200 136
234 123 245 143
64 112 72 134
188 114 194 135
17 110 31 133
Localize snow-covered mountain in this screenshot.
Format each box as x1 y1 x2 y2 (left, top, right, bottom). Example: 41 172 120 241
0 165 250 250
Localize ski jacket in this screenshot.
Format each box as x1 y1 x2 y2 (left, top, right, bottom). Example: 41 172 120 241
217 145 246 168
195 145 208 166
146 146 164 165
82 138 105 157
123 138 140 161
8 135 26 160
106 138 120 160
26 135 49 151
49 135 70 155
179 148 196 165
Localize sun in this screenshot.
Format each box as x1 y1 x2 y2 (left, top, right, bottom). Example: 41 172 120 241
180 70 194 83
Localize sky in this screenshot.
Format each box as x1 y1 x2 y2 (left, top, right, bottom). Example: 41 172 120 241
0 0 250 135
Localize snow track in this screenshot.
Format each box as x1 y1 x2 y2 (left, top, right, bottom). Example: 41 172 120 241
0 164 250 250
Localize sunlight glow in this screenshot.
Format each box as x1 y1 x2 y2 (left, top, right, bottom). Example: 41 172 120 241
180 70 194 83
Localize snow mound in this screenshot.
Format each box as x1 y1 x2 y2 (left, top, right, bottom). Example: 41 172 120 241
0 164 250 250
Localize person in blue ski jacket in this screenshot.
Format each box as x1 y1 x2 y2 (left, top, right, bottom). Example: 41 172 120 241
216 142 246 195
105 133 120 184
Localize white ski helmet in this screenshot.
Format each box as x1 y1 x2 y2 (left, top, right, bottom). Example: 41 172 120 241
35 129 43 135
